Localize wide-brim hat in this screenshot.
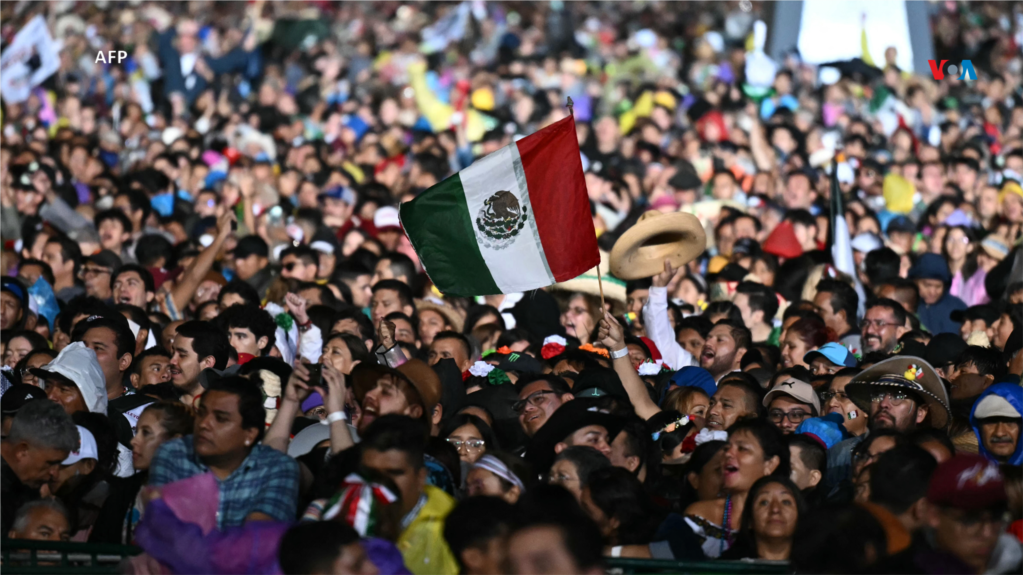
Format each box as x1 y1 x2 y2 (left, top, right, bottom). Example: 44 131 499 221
526 398 625 473
550 250 626 304
414 299 465 333
845 356 950 429
609 211 707 280
351 359 441 416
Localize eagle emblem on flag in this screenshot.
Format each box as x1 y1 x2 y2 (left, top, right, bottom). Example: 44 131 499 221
475 190 528 250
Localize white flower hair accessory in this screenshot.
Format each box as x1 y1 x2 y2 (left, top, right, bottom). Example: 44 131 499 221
637 359 664 376
543 335 568 347
468 361 495 378
694 428 728 446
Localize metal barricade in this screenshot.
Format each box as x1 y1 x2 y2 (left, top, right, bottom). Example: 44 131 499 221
1 540 141 574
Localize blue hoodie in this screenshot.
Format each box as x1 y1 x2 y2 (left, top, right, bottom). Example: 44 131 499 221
970 383 1023 466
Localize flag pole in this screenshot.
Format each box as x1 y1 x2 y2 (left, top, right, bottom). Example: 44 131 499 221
566 96 603 309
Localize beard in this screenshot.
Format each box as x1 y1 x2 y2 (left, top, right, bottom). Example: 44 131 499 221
704 350 737 378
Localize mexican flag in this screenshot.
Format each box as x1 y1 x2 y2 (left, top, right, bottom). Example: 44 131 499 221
829 156 867 319
400 116 599 296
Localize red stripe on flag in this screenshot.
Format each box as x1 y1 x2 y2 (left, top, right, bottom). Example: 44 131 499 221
515 116 599 282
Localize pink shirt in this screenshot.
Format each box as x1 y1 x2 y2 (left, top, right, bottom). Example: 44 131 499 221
950 269 989 307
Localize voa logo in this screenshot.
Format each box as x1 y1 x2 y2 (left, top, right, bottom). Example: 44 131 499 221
927 59 977 81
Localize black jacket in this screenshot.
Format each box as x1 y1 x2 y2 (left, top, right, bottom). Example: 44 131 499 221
88 472 147 544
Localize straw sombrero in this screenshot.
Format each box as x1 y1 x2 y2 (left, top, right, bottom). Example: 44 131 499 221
414 299 464 333
550 250 627 304
609 211 707 280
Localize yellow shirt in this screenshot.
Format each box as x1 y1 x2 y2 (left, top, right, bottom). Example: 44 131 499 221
397 485 459 575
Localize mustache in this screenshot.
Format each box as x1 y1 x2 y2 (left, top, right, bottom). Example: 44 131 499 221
989 436 1015 444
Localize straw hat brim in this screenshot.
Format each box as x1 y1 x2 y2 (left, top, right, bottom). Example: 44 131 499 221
414 300 465 333
550 250 627 303
610 212 707 280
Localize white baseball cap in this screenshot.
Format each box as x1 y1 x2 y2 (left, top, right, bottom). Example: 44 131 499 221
373 206 401 230
310 240 335 255
974 394 1021 420
63 426 98 465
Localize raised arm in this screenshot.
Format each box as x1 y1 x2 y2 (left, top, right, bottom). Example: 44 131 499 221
263 361 314 453
169 210 235 312
598 311 661 420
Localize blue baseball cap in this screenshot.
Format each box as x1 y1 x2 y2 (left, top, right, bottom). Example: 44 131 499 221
667 366 717 400
803 342 857 368
319 185 356 206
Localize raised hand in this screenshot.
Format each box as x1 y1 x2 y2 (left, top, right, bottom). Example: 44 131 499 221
651 258 683 288
598 311 625 351
378 319 396 349
283 361 314 404
285 292 309 325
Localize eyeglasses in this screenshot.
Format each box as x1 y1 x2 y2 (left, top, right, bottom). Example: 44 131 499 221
870 391 913 405
941 509 1011 536
862 319 901 330
79 266 111 278
851 450 876 465
446 438 485 451
513 390 557 414
820 390 849 402
768 409 810 423
282 262 297 271
549 473 577 484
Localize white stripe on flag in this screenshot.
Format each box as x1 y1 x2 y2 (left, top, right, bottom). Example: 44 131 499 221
460 145 552 292
832 213 867 319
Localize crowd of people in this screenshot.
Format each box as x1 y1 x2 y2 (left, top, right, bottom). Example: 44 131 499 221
1 1 1022 574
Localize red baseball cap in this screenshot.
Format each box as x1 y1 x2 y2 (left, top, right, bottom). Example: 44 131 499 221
926 454 1006 511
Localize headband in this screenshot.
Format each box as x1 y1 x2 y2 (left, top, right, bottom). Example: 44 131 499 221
472 454 525 493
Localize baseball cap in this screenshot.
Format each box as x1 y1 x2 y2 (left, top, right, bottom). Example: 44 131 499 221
85 249 123 272
926 455 1006 511
732 238 761 257
973 394 1022 420
310 241 335 255
803 342 857 368
230 236 269 259
886 215 915 235
373 206 401 231
950 304 999 326
1 384 45 415
319 186 356 206
63 426 99 465
923 333 968 369
1 276 29 310
490 351 543 375
763 378 822 415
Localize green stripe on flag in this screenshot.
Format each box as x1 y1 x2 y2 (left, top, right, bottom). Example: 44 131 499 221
399 174 501 296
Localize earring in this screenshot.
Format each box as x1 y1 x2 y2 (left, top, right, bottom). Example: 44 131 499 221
245 440 251 446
